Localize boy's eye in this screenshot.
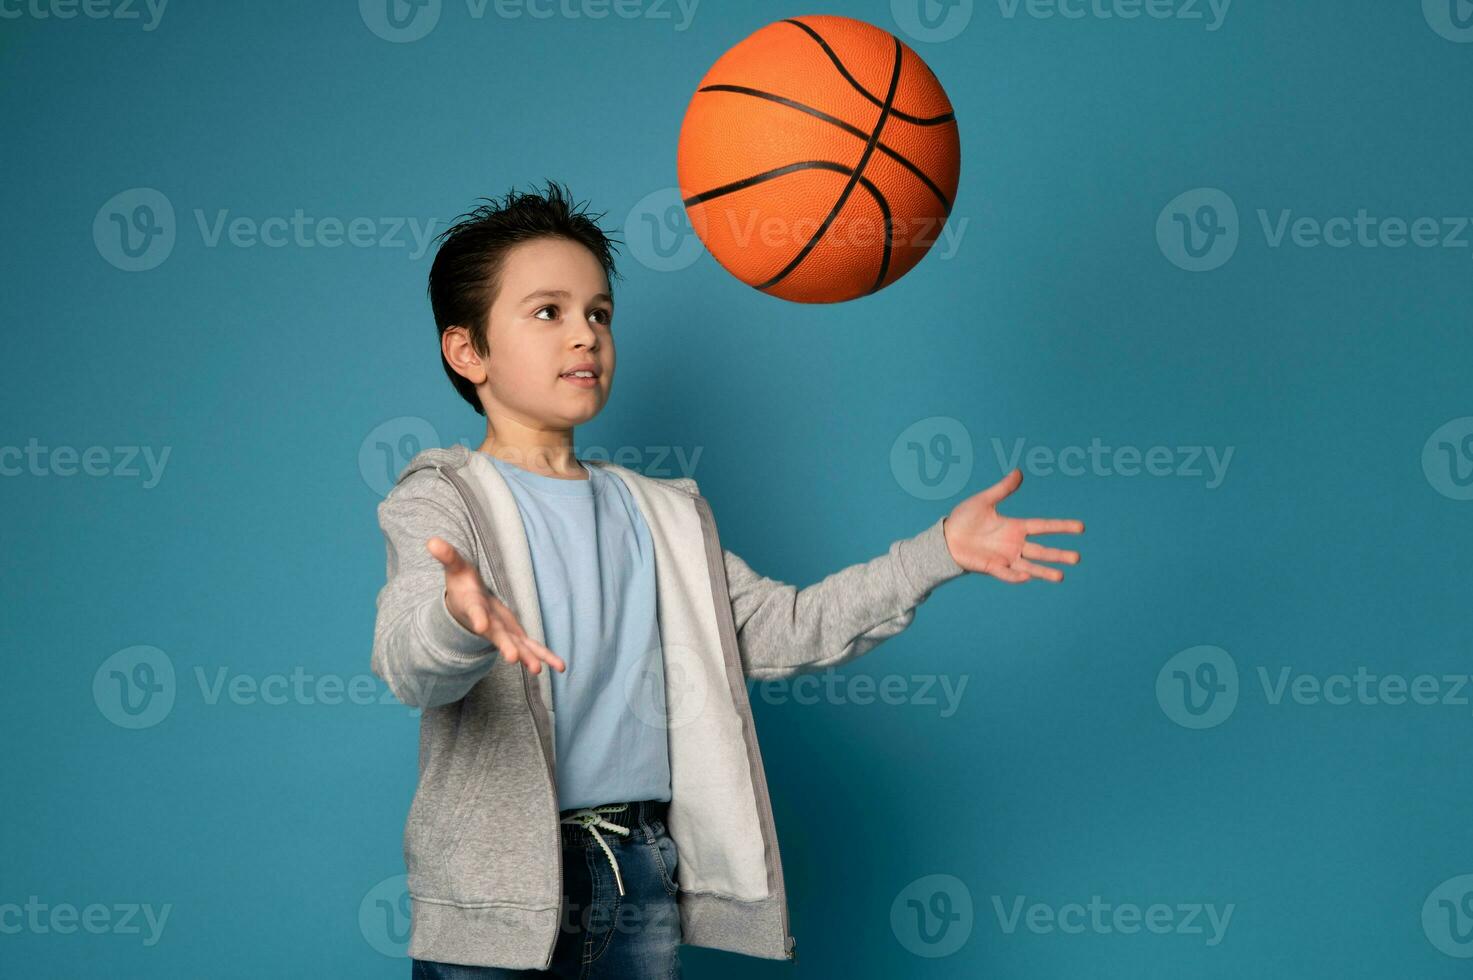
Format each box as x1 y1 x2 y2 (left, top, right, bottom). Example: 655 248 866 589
535 304 611 326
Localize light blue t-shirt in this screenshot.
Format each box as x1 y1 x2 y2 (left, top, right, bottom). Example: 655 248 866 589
483 453 672 810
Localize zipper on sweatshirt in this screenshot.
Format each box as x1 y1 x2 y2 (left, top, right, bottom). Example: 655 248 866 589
434 463 564 970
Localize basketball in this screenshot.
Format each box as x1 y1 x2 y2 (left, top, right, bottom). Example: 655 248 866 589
676 14 961 304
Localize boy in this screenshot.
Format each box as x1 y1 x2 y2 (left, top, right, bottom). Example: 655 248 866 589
371 180 1084 978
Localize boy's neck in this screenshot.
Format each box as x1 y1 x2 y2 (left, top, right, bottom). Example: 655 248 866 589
477 437 586 481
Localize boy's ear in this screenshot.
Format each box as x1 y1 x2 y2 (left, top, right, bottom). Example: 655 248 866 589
442 325 488 383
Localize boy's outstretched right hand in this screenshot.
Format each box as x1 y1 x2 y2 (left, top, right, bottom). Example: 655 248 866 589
425 536 568 675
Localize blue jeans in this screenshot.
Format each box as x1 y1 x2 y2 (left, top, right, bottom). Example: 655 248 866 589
412 799 683 980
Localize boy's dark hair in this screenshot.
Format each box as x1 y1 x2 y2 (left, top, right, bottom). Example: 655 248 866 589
428 179 622 415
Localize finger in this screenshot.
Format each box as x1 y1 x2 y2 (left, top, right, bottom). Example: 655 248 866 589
503 628 564 673
483 621 520 665
462 600 487 635
978 468 1024 507
1022 542 1079 565
490 624 534 671
426 536 472 573
488 614 563 674
509 633 550 672
524 638 567 673
1012 558 1064 582
486 618 540 670
1023 518 1085 535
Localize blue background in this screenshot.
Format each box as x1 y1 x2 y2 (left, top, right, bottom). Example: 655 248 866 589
3 0 1472 976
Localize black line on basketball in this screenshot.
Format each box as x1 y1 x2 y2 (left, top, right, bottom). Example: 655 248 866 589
755 34 903 292
681 159 894 295
684 160 841 207
780 18 957 127
696 83 954 215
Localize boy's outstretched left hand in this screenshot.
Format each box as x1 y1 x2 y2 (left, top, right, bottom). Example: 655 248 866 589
942 468 1084 584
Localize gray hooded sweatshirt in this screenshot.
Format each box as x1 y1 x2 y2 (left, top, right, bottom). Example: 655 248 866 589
370 443 967 969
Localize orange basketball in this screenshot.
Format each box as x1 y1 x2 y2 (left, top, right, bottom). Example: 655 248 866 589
676 14 961 304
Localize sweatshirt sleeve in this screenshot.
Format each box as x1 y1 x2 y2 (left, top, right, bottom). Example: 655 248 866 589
370 468 503 708
722 515 968 681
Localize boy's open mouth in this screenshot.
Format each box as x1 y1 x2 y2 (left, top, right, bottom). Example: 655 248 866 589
560 370 598 389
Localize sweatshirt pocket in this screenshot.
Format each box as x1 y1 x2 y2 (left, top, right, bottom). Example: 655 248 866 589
438 734 561 909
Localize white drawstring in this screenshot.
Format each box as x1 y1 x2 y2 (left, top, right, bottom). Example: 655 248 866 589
560 803 633 896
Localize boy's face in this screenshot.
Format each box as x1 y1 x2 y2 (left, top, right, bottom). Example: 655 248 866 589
474 236 615 429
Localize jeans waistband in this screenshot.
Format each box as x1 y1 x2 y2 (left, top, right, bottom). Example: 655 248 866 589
558 798 669 848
